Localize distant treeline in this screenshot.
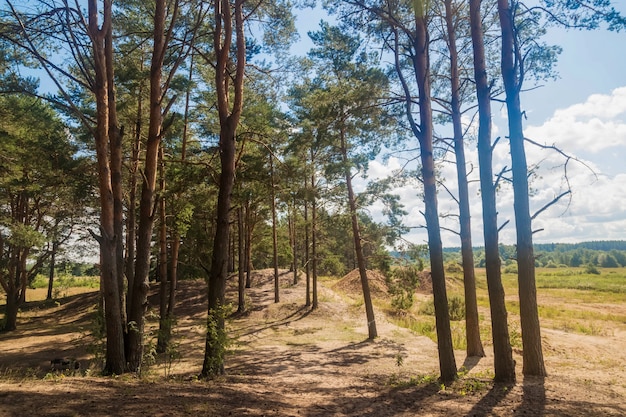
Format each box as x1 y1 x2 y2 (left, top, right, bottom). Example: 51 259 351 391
442 240 626 268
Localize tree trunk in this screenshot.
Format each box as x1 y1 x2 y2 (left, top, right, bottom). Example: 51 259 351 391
202 122 236 377
3 289 19 331
244 200 252 289
291 205 298 285
201 0 246 377
270 154 280 303
411 2 457 383
46 242 58 300
127 0 171 372
88 0 126 375
126 77 143 315
341 129 377 340
443 0 484 359
310 148 318 310
471 0 516 382
168 233 180 316
157 146 170 354
237 207 245 313
498 0 546 378
304 200 311 307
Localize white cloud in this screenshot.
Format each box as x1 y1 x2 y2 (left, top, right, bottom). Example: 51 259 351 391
525 87 626 153
369 87 626 248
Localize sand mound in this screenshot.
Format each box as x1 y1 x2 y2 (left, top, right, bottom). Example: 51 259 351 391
333 269 389 298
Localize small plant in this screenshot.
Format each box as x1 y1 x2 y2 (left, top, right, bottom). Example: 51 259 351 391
448 296 465 321
395 352 404 367
419 296 465 321
388 264 422 311
585 264 601 275
203 304 233 376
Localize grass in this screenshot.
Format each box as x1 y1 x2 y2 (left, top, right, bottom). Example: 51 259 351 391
31 274 100 290
387 266 626 343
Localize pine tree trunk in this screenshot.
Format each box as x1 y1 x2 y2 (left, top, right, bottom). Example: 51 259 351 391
127 0 171 372
47 242 58 300
202 122 236 377
310 148 318 310
237 207 246 313
3 290 19 331
157 146 170 354
471 0 516 382
304 200 311 307
89 0 126 374
270 154 280 303
341 129 377 340
498 0 546 378
245 201 252 289
413 3 457 383
444 0 484 358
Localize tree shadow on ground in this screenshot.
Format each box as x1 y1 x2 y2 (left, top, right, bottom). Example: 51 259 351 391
515 376 545 416
462 355 483 372
466 381 515 416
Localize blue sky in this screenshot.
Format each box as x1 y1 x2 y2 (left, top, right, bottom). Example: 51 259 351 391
291 5 626 247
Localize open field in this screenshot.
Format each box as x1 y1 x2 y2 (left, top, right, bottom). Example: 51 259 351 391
1 267 625 416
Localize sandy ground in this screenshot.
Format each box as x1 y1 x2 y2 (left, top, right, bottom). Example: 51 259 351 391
1 269 625 416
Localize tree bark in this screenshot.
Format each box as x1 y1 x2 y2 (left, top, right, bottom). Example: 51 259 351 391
339 122 377 339
46 242 58 300
201 0 246 378
310 148 319 310
244 200 252 289
127 0 168 372
126 76 143 316
157 146 170 354
88 0 125 375
470 0 516 383
443 0 484 359
304 200 311 307
412 1 457 383
237 207 246 313
498 0 546 378
270 154 280 303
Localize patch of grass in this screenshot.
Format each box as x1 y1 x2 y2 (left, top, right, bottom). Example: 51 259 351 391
31 274 100 290
534 267 626 294
388 372 439 388
556 320 610 336
392 315 437 343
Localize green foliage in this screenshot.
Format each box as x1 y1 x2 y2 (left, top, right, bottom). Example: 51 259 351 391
203 304 233 376
448 296 465 321
420 296 465 321
389 264 421 311
30 274 99 290
585 264 601 275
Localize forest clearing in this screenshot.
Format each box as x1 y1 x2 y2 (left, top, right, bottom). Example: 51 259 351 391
1 267 625 416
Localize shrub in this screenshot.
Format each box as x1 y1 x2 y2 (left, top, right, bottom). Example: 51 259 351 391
419 296 465 321
389 265 421 311
503 264 518 274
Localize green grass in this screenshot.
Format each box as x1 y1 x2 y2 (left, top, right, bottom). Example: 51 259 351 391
31 274 100 290
391 267 626 342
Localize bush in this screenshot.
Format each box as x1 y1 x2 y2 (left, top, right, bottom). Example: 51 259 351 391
585 264 601 275
419 295 465 321
448 296 465 321
503 264 518 274
388 265 421 311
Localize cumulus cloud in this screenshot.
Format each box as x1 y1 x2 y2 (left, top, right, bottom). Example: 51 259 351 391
525 87 626 153
365 87 626 247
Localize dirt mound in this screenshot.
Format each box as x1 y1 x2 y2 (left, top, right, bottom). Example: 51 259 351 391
333 269 389 298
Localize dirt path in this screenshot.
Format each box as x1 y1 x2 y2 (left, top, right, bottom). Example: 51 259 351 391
1 269 625 416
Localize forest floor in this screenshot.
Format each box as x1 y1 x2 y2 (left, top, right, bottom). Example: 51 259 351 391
1 268 626 416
